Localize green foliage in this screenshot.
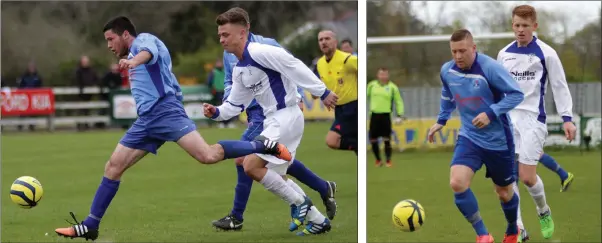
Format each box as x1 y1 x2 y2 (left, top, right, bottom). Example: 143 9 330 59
283 28 322 66
171 38 224 80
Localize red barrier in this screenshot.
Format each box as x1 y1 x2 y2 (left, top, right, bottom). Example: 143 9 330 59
1 88 55 116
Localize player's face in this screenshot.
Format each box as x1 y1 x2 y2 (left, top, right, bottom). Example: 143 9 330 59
218 23 246 53
377 70 389 82
512 15 538 45
449 39 476 69
318 31 337 55
104 30 128 57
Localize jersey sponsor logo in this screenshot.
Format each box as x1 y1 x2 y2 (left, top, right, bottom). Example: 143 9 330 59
248 82 263 94
503 57 516 62
510 70 536 81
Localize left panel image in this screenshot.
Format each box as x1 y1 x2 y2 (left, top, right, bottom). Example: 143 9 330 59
1 1 359 242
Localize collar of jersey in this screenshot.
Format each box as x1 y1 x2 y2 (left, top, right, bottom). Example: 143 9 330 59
514 36 538 48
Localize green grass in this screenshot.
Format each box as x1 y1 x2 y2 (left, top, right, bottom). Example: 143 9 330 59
2 122 358 242
367 150 601 242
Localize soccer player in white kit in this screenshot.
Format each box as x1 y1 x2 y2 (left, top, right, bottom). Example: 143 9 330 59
497 5 578 242
203 8 339 236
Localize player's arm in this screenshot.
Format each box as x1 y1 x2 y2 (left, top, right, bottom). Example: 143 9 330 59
250 44 330 100
392 85 405 117
222 52 233 102
486 63 525 121
211 79 253 121
130 38 159 66
436 75 457 126
546 51 574 122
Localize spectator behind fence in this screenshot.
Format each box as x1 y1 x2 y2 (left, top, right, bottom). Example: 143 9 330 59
340 38 358 56
98 63 123 127
75 55 99 131
206 58 234 128
17 61 44 131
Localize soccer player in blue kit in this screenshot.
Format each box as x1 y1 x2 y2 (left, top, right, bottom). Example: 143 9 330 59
427 29 525 243
211 7 337 231
54 16 292 241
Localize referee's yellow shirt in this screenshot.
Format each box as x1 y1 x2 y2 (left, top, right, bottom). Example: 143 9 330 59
316 50 358 106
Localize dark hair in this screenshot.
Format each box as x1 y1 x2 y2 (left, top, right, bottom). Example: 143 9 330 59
450 29 473 42
377 67 389 72
103 16 137 36
341 39 353 46
216 7 250 26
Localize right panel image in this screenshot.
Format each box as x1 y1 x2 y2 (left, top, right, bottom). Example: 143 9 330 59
366 1 602 243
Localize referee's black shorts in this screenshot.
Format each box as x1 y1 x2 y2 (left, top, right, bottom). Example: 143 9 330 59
369 112 392 140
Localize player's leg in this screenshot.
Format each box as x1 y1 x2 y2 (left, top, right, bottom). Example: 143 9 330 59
382 114 393 167
212 123 262 231
177 129 291 163
449 136 492 242
243 154 312 231
516 123 554 239
284 178 332 235
369 114 383 166
286 159 338 220
538 153 574 192
325 102 358 154
485 148 520 242
55 121 155 240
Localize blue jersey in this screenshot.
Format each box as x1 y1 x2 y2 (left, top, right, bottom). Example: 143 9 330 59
223 33 304 121
438 53 524 151
128 33 183 116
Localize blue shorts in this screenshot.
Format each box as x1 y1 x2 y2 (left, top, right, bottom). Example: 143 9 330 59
451 135 516 187
119 96 197 154
241 106 265 141
330 100 358 138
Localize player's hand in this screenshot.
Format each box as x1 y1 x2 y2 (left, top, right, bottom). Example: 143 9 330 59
393 116 403 124
472 112 491 129
298 101 304 111
563 121 577 141
321 92 338 111
118 59 139 70
203 103 217 118
427 123 444 143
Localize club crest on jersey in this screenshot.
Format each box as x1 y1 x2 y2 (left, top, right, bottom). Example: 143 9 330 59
528 53 536 63
248 82 263 94
338 78 344 85
473 79 480 89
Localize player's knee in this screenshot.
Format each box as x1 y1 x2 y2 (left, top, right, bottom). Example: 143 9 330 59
495 185 513 201
235 157 245 166
519 174 536 187
449 178 469 193
104 159 126 180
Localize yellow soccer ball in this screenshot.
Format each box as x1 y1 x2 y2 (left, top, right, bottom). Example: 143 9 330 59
10 176 43 209
392 199 425 232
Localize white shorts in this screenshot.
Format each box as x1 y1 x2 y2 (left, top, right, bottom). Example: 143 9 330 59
257 105 304 175
509 109 548 165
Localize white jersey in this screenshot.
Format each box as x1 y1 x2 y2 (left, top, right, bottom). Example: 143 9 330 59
497 36 573 124
213 42 329 121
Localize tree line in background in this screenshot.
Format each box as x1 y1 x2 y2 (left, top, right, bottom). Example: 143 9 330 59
367 1 601 87
1 1 356 86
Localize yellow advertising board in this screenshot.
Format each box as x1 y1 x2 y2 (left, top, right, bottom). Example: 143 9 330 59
239 90 335 122
367 118 462 150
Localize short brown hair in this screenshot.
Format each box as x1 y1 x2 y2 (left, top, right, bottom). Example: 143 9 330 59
512 5 537 22
216 7 250 26
377 67 389 72
450 29 473 42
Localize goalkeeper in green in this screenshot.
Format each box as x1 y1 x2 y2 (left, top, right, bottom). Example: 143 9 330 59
367 67 405 167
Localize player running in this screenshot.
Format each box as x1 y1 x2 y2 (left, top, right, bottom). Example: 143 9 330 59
497 5 577 241
316 30 358 155
211 7 338 231
205 8 338 236
54 16 292 241
428 29 525 243
367 67 405 167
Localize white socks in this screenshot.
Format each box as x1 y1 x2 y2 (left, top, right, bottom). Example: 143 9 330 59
512 182 524 229
526 175 550 215
260 169 304 206
286 179 326 224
